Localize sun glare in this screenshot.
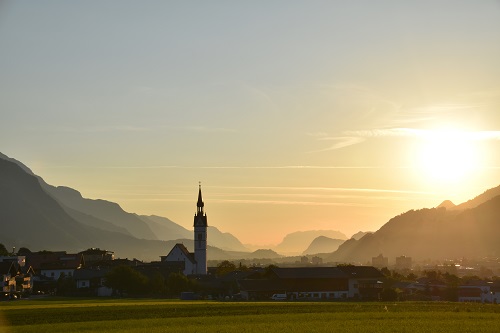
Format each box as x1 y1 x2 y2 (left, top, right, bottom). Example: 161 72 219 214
417 129 480 184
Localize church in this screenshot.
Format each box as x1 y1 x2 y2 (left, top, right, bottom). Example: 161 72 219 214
160 184 208 275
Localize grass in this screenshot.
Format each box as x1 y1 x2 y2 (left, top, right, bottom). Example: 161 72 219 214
1 298 500 333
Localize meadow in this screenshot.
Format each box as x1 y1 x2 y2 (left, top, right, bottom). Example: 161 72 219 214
1 298 499 333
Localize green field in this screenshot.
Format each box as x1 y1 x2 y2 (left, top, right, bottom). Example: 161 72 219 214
1 298 500 333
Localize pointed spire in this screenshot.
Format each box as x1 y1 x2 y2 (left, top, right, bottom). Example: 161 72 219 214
197 182 204 211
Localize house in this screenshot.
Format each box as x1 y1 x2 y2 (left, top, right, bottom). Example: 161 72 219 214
1 261 19 293
0 255 26 267
79 248 114 267
458 280 500 303
238 266 384 301
25 251 65 270
17 266 35 294
0 255 34 294
412 277 447 301
39 253 84 280
338 266 385 300
73 268 113 297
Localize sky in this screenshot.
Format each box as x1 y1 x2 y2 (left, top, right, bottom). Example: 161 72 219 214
1 1 500 246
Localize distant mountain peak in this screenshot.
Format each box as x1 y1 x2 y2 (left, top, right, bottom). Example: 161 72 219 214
437 200 456 209
302 236 345 255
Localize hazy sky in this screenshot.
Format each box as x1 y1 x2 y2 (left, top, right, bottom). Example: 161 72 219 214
1 1 500 245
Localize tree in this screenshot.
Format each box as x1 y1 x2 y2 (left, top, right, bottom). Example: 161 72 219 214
380 267 391 277
17 247 32 255
56 273 75 296
104 265 148 296
406 273 417 281
261 264 278 278
166 272 190 297
216 260 237 276
148 272 166 295
380 288 398 301
0 243 9 256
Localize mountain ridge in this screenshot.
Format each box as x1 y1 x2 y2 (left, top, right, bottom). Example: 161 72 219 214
327 191 500 263
0 156 257 261
302 236 345 255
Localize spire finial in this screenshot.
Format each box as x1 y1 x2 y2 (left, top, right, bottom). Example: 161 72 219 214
197 182 204 209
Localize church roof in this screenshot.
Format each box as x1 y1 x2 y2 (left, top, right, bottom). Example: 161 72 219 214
337 266 384 279
164 243 196 264
272 267 348 279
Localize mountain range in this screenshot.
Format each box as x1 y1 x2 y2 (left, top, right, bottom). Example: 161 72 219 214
0 153 248 260
327 186 500 263
0 152 335 259
2 151 500 263
273 230 348 255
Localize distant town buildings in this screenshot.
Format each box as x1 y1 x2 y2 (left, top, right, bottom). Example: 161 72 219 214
372 254 389 268
395 255 412 270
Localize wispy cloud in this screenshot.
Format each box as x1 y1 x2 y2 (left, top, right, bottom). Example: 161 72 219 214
39 165 400 170
208 185 431 195
311 127 500 152
60 125 151 133
345 128 500 141
307 135 365 152
122 197 380 207
210 199 378 207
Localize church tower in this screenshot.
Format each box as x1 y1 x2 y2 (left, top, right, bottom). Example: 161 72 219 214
193 183 208 275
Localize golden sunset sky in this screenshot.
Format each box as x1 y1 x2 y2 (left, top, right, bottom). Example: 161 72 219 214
1 1 500 245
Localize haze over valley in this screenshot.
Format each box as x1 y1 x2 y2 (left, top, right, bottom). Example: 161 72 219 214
2 152 500 266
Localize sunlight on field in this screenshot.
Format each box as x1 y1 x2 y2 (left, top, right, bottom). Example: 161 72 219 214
1 300 500 333
0 312 11 333
11 312 500 333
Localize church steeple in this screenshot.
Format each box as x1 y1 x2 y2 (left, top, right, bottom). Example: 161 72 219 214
193 183 208 275
197 183 204 215
194 184 207 227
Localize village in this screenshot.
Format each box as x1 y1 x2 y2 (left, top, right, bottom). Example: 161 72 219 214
2 186 500 304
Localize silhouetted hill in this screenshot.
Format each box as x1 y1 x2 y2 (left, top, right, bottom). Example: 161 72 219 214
0 154 242 261
139 215 191 241
0 152 35 175
453 185 500 210
0 157 168 260
0 153 156 240
328 190 500 262
42 185 158 240
208 226 249 252
302 236 345 255
248 249 282 259
0 153 247 252
274 230 348 255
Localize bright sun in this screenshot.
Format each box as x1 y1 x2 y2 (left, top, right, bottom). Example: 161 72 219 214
417 129 480 183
